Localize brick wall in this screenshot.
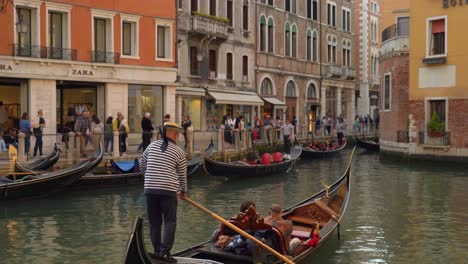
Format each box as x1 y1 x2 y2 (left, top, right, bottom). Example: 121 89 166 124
380 54 409 142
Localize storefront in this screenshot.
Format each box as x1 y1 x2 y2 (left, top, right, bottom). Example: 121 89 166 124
261 97 287 120
176 87 206 131
0 78 28 129
128 84 164 133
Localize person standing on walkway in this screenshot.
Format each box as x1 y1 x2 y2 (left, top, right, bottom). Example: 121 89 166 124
104 116 113 154
32 109 45 157
91 115 103 151
118 114 129 155
19 112 31 156
142 112 154 151
281 119 295 159
75 110 92 157
0 101 7 134
181 114 191 150
139 122 187 263
336 117 346 145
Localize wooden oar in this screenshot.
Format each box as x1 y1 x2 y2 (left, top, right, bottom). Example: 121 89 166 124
182 196 295 264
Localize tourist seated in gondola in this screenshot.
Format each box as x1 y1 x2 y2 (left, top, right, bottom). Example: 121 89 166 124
264 204 295 254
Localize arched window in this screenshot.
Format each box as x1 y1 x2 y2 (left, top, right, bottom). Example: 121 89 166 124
286 80 296 97
285 23 291 56
261 78 273 95
291 25 297 58
312 31 318 61
306 29 312 61
307 83 317 99
267 17 274 53
259 16 266 51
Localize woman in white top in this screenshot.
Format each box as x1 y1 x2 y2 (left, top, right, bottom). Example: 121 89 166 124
91 115 104 151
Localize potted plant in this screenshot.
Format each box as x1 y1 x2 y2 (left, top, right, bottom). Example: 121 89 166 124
427 112 445 137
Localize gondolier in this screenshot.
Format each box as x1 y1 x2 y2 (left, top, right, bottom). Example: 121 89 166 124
139 122 187 263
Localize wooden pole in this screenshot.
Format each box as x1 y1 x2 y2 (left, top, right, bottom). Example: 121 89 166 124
182 196 295 264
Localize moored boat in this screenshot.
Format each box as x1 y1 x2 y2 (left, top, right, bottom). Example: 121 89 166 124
122 147 355 264
301 139 347 159
14 144 60 172
0 144 103 201
356 137 380 151
203 142 301 177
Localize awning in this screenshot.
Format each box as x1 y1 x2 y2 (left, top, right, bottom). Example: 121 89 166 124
176 87 206 97
262 97 287 109
207 90 264 106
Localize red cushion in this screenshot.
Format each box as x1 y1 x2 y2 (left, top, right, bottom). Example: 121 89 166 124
261 153 272 165
272 152 283 163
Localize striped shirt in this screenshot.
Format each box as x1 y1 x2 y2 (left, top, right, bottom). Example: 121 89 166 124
140 139 187 196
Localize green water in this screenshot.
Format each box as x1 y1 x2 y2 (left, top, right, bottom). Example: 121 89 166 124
1 149 467 263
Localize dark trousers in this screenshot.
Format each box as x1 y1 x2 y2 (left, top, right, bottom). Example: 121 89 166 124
337 132 344 145
142 131 152 151
183 132 188 149
33 134 43 156
283 135 291 154
146 194 178 254
119 133 127 153
104 134 112 153
25 134 30 155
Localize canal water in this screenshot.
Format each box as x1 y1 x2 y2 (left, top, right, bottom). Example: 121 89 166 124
1 149 467 263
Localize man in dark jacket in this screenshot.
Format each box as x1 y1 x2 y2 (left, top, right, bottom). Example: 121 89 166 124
74 110 92 157
141 112 154 151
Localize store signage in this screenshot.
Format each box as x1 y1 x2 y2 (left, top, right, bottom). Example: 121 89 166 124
0 64 13 71
443 0 468 8
72 69 94 76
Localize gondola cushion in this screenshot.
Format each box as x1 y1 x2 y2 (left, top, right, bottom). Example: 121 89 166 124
261 153 272 165
272 152 283 163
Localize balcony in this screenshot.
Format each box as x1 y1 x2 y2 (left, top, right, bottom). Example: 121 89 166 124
380 22 410 58
344 67 356 79
190 15 229 39
328 64 342 77
90 51 120 64
12 44 77 60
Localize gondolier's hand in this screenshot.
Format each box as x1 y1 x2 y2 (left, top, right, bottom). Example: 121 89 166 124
178 192 186 199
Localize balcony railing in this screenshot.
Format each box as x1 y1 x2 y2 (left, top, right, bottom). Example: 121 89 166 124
328 64 342 77
190 15 228 38
397 131 409 143
90 50 120 64
418 131 450 146
382 21 409 42
344 67 356 79
12 44 77 61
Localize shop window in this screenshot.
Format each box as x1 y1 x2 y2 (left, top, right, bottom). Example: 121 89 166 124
383 73 391 111
267 18 274 53
242 55 248 82
210 0 216 16
243 2 249 31
261 78 273 96
190 46 199 76
226 52 233 80
128 85 164 133
259 16 266 51
227 0 233 27
182 97 201 130
209 49 217 79
428 18 446 57
156 21 173 61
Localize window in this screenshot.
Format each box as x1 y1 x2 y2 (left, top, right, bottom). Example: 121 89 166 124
397 17 409 36
306 30 312 61
92 10 115 63
209 49 217 79
292 0 296 13
428 17 446 56
285 23 290 56
191 0 198 13
286 81 296 97
210 0 216 16
327 35 337 63
342 9 351 32
342 40 351 67
242 55 248 82
261 78 273 95
307 83 317 99
49 12 63 59
156 21 173 61
267 18 274 53
16 7 32 56
291 25 297 58
371 55 375 75
428 100 446 124
121 14 139 58
94 18 107 52
226 52 233 80
307 0 312 19
190 46 198 75
313 0 318 20
243 2 248 31
259 16 266 51
227 0 233 27
268 0 274 6
46 2 72 60
312 31 318 61
285 0 291 12
383 73 391 111
178 0 183 10
327 2 336 27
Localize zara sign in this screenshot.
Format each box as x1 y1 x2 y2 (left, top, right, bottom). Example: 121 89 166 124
443 0 468 8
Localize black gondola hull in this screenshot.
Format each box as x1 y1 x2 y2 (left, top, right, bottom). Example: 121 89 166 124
301 141 347 159
356 137 380 151
14 145 60 172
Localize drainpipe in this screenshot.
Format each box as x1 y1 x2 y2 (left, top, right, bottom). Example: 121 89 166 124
319 0 323 118
254 1 259 118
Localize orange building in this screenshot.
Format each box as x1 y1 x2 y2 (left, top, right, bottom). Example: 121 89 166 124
0 0 177 154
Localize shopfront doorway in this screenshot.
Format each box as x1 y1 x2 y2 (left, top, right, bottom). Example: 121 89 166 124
0 78 28 131
56 81 101 133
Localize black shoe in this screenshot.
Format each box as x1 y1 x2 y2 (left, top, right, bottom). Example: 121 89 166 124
149 252 170 263
160 251 177 263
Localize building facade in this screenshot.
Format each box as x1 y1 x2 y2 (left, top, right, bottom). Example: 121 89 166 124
0 0 178 150
255 0 356 133
176 0 260 131
354 0 381 118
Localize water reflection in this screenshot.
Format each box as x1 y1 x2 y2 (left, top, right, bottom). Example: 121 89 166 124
1 149 468 263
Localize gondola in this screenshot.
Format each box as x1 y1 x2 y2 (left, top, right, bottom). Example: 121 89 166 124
301 139 347 159
75 140 216 187
14 144 60 172
0 144 103 201
123 148 355 264
356 137 380 151
203 142 301 178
